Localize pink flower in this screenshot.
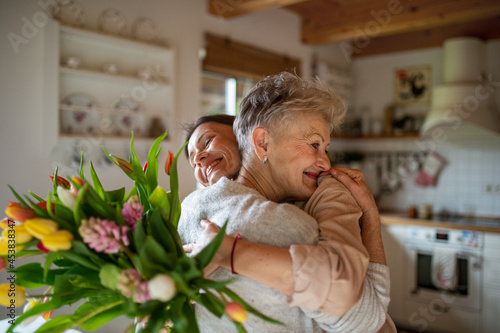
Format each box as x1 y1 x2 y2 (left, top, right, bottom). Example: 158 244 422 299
121 196 143 230
78 217 129 254
117 269 150 303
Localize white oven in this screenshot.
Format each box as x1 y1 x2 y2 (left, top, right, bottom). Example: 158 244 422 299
405 226 483 312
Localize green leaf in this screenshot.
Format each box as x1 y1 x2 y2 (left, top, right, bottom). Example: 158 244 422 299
168 142 188 227
133 219 146 248
130 132 148 188
8 185 29 207
73 183 88 227
195 221 228 269
79 151 85 179
176 256 203 282
169 297 189 332
60 250 100 271
148 186 170 221
149 208 179 257
90 160 108 201
99 264 121 291
71 240 107 267
197 292 225 318
139 235 175 275
14 263 67 288
145 131 168 195
142 304 170 333
77 301 124 331
68 275 103 289
84 188 116 220
107 187 126 203
34 298 123 333
44 251 58 282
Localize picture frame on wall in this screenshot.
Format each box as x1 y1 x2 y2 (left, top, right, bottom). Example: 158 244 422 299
394 65 431 106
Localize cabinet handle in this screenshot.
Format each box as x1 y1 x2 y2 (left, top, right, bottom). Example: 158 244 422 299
432 303 449 313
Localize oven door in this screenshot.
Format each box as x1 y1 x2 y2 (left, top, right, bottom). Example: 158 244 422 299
406 245 482 311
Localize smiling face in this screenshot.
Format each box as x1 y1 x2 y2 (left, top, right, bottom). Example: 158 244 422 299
266 113 331 202
187 122 241 187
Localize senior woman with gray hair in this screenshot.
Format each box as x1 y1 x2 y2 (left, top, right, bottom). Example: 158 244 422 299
179 72 393 332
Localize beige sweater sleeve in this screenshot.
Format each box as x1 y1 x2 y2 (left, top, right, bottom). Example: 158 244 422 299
288 175 370 317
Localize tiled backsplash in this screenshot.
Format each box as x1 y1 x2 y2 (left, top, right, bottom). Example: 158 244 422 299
333 130 500 218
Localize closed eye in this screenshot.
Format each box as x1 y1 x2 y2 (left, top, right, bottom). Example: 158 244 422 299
204 137 213 148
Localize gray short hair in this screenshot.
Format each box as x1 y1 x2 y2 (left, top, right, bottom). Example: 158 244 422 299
234 72 346 160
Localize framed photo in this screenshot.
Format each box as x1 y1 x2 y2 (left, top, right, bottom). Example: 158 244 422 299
394 66 431 106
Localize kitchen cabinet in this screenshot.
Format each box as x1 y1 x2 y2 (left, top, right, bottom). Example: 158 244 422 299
381 224 407 324
382 220 500 332
43 19 175 151
481 232 500 333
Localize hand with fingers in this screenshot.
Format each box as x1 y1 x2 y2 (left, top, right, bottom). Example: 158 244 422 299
328 166 386 265
183 219 224 277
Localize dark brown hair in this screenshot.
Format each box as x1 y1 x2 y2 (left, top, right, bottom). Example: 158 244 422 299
183 114 236 158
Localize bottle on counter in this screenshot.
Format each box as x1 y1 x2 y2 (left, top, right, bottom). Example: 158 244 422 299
418 203 433 220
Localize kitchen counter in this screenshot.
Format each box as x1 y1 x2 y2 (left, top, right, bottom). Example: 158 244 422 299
380 213 500 233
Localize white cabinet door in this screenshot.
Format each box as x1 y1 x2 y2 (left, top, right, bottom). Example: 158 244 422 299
482 232 500 332
482 288 500 333
381 224 407 324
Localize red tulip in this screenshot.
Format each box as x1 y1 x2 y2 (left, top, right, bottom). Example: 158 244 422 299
41 296 54 320
35 201 56 213
71 176 85 187
37 241 50 254
143 161 148 173
0 218 11 229
49 175 71 189
225 302 247 323
0 257 6 272
165 151 174 175
5 202 36 222
111 156 134 175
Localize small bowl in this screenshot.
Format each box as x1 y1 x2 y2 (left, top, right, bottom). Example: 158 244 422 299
65 57 81 69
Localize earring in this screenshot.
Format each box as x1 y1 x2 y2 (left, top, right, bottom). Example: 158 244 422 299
262 156 268 164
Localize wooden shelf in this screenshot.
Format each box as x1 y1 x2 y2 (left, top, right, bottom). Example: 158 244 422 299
331 133 420 140
60 24 170 52
59 67 170 86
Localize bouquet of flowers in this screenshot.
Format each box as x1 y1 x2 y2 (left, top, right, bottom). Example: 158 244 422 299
0 132 280 333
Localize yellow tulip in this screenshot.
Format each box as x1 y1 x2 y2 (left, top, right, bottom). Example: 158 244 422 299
42 230 74 252
0 238 24 255
0 283 26 307
2 224 33 244
24 218 59 240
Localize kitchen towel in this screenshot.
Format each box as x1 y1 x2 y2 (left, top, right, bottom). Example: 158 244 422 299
431 247 458 290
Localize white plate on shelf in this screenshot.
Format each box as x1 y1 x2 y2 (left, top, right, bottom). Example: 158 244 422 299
97 8 128 36
112 98 150 137
52 0 86 27
60 93 100 135
131 17 158 43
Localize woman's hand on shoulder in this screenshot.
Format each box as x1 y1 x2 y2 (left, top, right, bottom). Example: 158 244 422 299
328 166 378 218
182 219 231 277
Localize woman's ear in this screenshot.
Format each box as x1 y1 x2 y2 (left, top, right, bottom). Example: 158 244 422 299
251 127 270 162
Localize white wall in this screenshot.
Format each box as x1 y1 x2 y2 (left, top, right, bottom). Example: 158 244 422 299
337 42 500 217
0 0 321 208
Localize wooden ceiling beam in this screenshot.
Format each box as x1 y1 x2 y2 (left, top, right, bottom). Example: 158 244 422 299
208 0 310 18
295 0 500 44
351 16 500 58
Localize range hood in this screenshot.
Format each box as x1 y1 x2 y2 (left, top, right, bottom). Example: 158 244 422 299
420 37 500 136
